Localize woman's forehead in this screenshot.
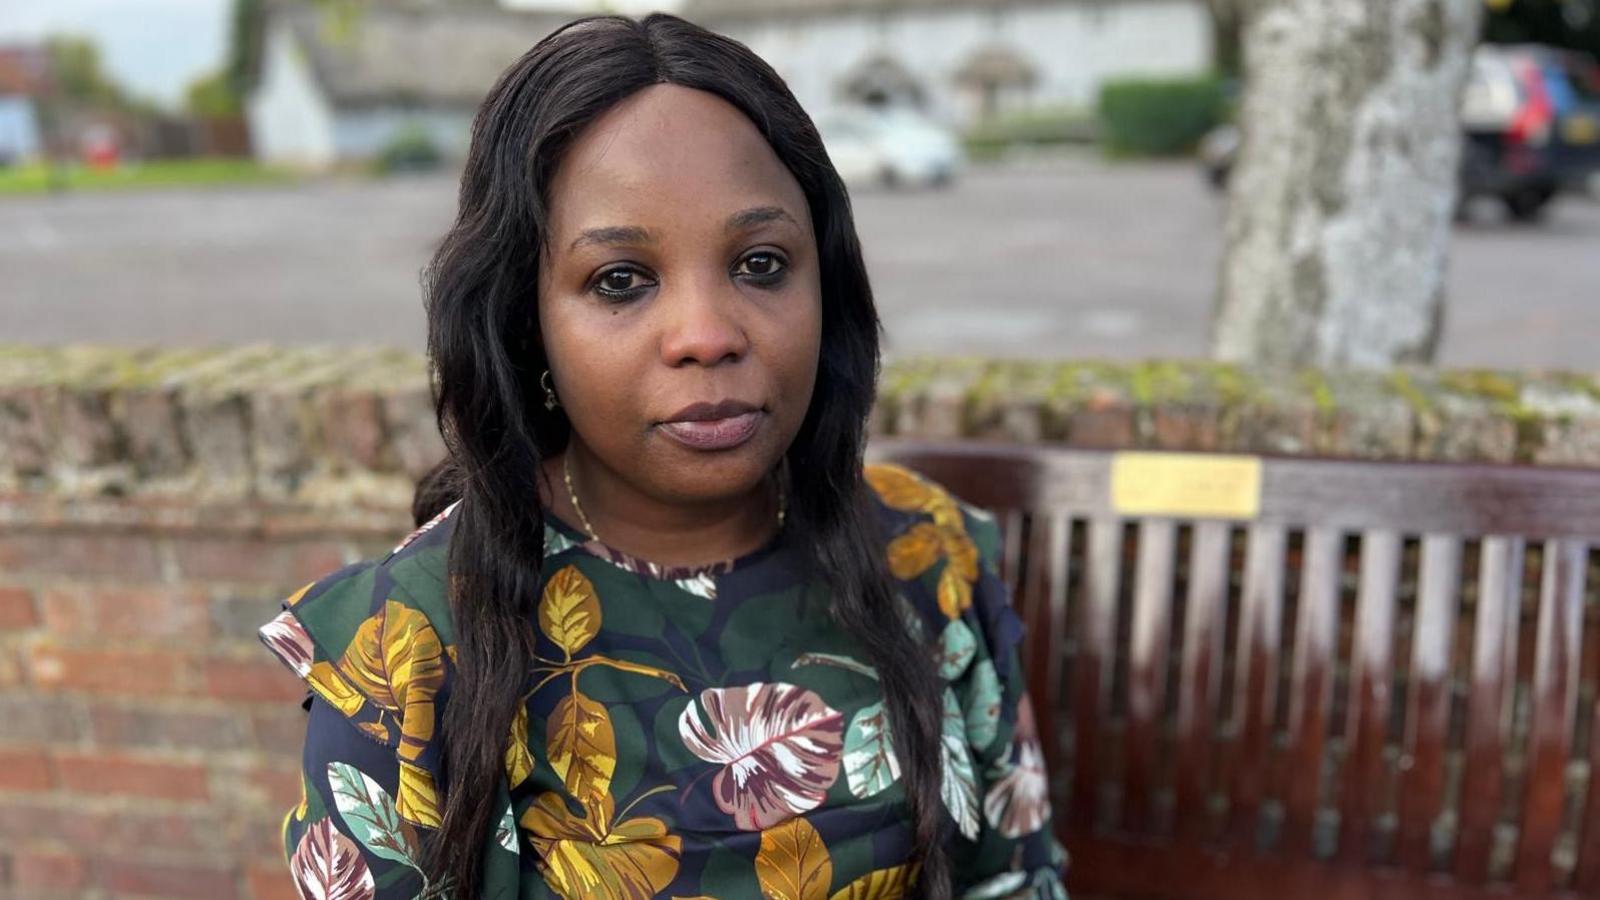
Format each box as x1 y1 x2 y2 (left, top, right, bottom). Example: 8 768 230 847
545 84 811 243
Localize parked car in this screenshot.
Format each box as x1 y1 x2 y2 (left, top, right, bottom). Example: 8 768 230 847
817 107 964 189
1199 44 1600 222
1460 44 1600 220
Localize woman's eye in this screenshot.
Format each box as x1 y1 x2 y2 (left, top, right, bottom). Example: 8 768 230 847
592 267 654 300
735 252 788 282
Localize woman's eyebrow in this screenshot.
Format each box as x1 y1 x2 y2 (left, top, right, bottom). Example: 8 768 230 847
568 207 799 253
569 225 654 253
727 206 800 232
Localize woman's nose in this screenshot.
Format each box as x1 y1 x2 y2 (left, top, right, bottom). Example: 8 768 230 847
658 281 751 368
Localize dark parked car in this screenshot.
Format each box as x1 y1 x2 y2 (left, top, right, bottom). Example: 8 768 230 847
1200 44 1600 223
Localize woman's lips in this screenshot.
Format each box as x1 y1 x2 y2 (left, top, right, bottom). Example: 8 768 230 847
657 410 764 451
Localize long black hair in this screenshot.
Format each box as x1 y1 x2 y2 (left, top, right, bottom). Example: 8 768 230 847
419 13 948 898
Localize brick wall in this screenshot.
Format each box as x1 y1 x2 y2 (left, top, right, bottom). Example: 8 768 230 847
4 345 1600 898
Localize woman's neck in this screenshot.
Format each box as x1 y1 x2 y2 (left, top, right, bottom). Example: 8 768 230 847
539 448 782 568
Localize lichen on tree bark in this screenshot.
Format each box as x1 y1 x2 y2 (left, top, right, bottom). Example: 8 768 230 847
1211 0 1482 369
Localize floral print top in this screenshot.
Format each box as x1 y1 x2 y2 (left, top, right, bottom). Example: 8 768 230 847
258 463 1068 899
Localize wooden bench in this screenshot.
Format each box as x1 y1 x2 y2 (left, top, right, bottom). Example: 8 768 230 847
871 440 1600 899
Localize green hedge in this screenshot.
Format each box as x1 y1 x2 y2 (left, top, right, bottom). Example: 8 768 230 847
1097 75 1228 157
374 124 443 174
961 107 1099 160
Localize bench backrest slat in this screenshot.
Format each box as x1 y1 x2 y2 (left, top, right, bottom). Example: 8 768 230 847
1454 536 1524 882
871 440 1600 897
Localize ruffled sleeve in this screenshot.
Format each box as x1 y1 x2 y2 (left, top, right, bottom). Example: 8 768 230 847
259 560 461 898
865 463 1070 898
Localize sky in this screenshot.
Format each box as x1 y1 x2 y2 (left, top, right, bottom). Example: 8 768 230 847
0 0 232 110
0 0 677 112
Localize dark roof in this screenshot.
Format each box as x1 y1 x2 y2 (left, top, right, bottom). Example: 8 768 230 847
683 0 1163 23
260 1 585 108
953 44 1039 86
0 45 52 97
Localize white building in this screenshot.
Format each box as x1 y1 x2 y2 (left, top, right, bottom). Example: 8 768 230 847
246 1 579 168
680 0 1214 127
250 0 1213 168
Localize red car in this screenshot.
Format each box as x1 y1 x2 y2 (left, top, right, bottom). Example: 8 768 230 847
1200 44 1600 223
1461 44 1600 221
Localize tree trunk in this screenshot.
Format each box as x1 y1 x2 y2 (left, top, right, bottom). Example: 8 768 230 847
1211 0 1482 368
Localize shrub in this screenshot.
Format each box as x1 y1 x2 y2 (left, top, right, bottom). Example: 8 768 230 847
375 124 442 174
1097 75 1229 157
961 107 1099 160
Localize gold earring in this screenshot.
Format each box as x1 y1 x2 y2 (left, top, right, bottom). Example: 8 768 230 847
541 369 560 411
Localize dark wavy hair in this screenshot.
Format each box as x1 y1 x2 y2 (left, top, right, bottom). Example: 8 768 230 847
417 12 948 899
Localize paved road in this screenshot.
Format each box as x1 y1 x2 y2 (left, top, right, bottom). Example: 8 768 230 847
4 157 1597 370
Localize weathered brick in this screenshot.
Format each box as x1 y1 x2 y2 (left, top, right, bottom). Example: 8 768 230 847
53 751 211 802
318 387 390 471
0 584 39 630
1064 390 1137 449
180 389 253 494
217 761 304 811
249 389 317 503
1150 403 1224 451
39 584 210 642
382 386 446 481
247 860 299 900
0 691 84 743
87 806 236 855
1233 397 1319 455
13 849 89 892
92 857 241 900
115 386 190 478
0 532 163 579
57 388 119 468
87 701 252 751
211 592 289 642
205 657 306 703
0 384 60 478
250 707 309 757
0 640 22 688
1533 418 1600 467
172 537 345 585
0 747 55 791
26 643 186 696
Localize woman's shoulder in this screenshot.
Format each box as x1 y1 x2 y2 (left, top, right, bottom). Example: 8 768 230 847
862 460 1004 593
257 503 459 726
861 461 1019 655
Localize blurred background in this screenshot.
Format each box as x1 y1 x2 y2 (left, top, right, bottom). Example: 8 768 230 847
5 2 1600 900
2 0 1596 369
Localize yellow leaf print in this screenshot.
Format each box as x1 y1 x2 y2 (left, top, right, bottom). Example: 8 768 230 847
540 565 602 661
396 759 441 828
357 720 393 744
942 529 979 582
340 600 447 765
305 660 367 719
580 655 687 692
548 689 617 803
937 566 974 620
829 862 919 900
755 817 833 900
521 791 681 900
885 523 942 581
867 464 982 621
507 701 535 789
864 464 940 513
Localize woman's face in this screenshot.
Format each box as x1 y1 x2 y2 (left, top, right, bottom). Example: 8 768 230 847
537 83 823 510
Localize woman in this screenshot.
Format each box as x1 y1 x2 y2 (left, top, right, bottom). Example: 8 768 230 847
259 13 1066 900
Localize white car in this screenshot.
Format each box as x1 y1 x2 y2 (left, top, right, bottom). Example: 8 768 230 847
817 108 964 189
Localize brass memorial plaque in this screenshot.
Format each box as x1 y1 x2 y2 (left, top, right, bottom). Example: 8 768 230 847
1110 452 1262 520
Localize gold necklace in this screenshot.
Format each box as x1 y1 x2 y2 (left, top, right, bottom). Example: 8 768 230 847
561 452 786 544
